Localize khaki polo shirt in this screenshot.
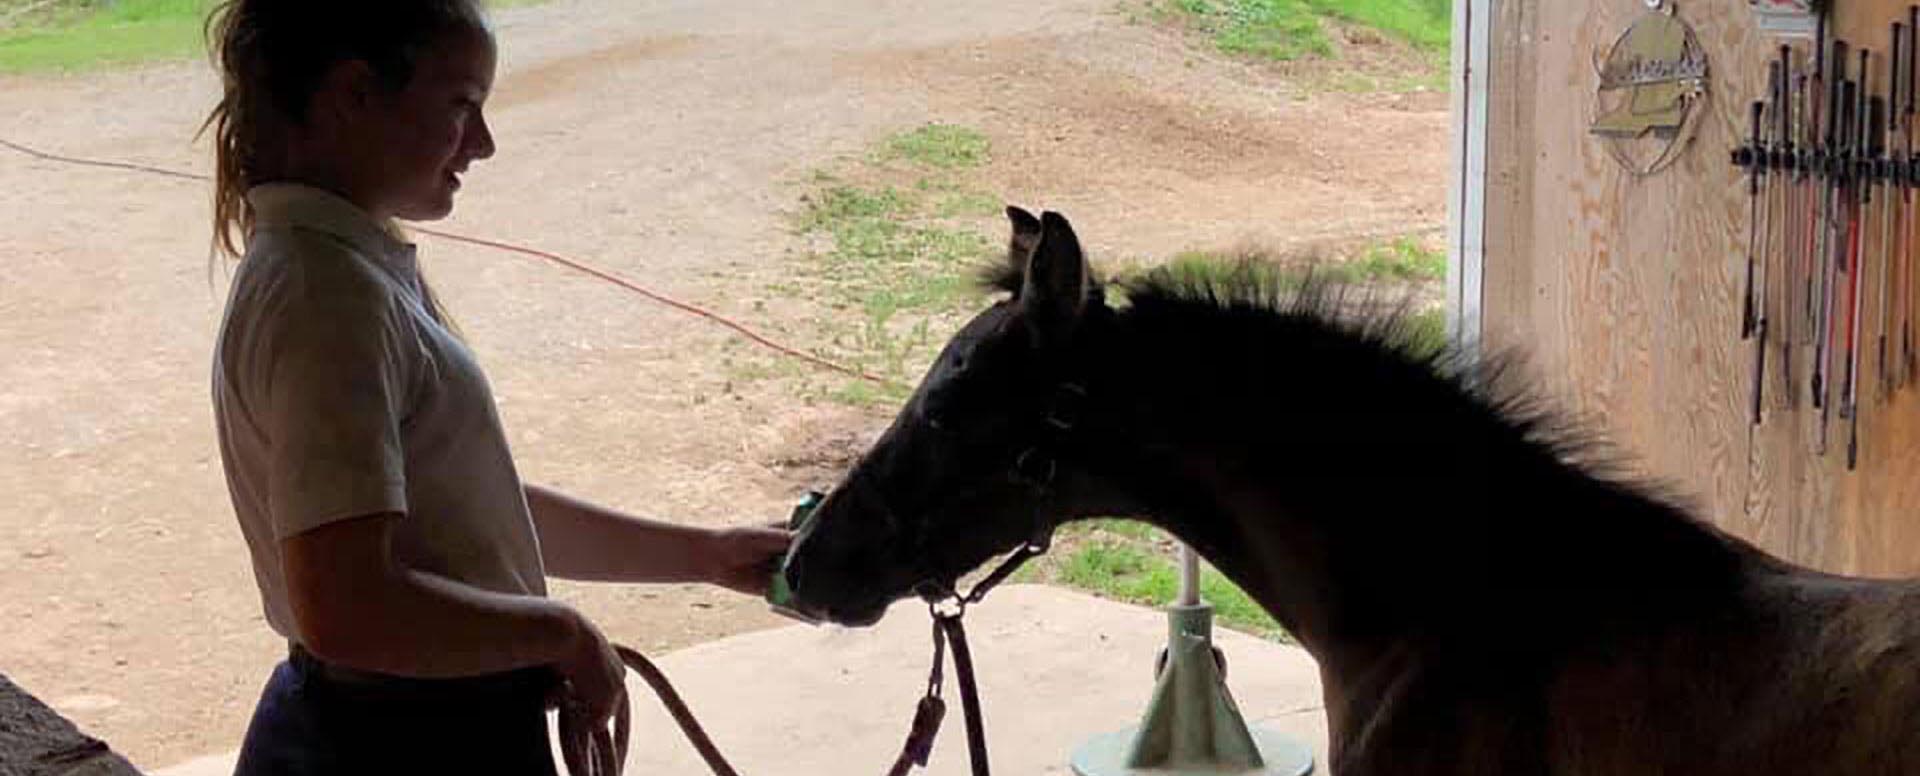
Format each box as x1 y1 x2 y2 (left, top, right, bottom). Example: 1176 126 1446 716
212 183 546 641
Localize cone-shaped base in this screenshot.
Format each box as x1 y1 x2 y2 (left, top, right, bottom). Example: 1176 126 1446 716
1071 727 1314 776
1070 604 1314 775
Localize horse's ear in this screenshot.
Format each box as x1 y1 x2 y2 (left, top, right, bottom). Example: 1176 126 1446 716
1020 211 1089 349
1008 206 1042 256
1004 206 1043 292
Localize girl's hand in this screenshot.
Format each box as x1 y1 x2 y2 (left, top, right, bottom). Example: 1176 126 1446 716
702 526 793 597
553 608 627 723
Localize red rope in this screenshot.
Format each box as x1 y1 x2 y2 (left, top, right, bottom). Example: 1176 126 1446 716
411 226 891 384
1 137 894 387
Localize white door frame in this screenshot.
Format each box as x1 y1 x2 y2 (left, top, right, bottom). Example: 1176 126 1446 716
1447 0 1492 355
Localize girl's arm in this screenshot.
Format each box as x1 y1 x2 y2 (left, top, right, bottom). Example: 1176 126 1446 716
283 510 614 686
526 484 789 594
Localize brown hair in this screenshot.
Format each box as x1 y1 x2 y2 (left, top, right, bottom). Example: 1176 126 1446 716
200 0 488 258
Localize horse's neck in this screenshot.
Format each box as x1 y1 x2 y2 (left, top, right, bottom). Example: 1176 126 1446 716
1075 354 1756 677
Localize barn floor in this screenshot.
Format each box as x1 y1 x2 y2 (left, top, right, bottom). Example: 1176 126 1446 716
152 585 1330 775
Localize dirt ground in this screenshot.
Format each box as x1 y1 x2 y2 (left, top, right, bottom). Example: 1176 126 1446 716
0 0 1448 767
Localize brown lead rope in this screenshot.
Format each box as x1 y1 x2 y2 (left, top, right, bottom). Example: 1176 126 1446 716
556 631 993 776
558 446 1063 776
939 615 992 776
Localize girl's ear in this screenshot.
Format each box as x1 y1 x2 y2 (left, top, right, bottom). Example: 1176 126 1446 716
311 59 380 130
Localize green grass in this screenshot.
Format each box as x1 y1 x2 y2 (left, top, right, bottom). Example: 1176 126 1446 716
0 0 213 73
1308 0 1450 50
1139 237 1451 356
780 126 1002 404
1352 236 1446 282
0 0 548 73
1143 0 1450 63
1162 234 1445 287
879 124 991 169
1037 529 1289 641
1079 517 1161 541
1404 305 1447 355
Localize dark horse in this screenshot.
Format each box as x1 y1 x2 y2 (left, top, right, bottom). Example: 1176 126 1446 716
784 207 1920 775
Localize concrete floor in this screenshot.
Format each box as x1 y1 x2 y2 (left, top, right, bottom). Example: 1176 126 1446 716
154 585 1330 775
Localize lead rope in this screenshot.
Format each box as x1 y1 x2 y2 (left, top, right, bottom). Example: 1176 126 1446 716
562 373 1085 776
557 625 993 776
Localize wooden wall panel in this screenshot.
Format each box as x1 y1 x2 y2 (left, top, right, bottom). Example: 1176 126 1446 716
1483 0 1920 576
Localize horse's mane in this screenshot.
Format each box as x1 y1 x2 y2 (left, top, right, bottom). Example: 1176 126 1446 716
981 258 1703 524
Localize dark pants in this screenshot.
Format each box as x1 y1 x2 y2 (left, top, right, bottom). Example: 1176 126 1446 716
232 646 559 776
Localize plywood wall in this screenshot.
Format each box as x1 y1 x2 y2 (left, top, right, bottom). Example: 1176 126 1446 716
1483 0 1920 576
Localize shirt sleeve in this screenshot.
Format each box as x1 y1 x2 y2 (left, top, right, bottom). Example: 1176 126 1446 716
255 263 417 539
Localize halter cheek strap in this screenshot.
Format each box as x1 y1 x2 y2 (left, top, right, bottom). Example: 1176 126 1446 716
915 381 1087 609
895 379 1091 776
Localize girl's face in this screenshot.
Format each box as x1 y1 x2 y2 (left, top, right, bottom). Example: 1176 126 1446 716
353 26 498 222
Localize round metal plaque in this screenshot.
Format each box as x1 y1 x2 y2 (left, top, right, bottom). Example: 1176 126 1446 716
1590 2 1711 175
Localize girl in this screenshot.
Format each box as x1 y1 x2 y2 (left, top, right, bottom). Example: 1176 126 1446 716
202 2 791 772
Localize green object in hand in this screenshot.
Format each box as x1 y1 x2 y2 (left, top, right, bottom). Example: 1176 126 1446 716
766 490 824 612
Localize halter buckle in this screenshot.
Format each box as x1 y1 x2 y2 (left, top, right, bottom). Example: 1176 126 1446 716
1012 448 1057 487
1044 383 1088 431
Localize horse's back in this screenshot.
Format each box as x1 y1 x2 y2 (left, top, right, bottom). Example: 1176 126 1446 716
1546 568 1920 775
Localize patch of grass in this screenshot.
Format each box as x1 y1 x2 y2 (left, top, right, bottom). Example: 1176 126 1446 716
1162 249 1310 289
796 184 912 231
0 0 213 73
1135 237 1452 357
1055 541 1288 641
936 191 1003 219
1060 543 1178 600
1140 0 1450 63
1072 517 1161 541
880 124 991 169
1158 234 1444 287
779 126 1002 403
1220 1 1334 61
825 376 904 408
1404 305 1447 354
0 0 550 73
1354 236 1446 282
1306 0 1450 51
1 0 107 32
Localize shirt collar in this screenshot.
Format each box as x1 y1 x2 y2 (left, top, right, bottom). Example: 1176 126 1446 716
246 183 419 265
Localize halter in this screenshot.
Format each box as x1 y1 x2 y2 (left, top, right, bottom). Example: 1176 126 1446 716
566 380 1098 776
891 380 1090 776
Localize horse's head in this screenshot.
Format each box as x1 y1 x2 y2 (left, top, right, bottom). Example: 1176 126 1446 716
785 207 1108 626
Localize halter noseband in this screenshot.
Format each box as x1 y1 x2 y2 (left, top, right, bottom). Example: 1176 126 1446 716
907 380 1088 612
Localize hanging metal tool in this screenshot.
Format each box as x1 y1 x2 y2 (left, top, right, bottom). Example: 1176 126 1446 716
1785 43 1813 408
1744 97 1770 344
1904 5 1920 390
1843 87 1873 470
1842 52 1871 417
1822 68 1857 453
1752 59 1787 425
1842 49 1876 421
1807 25 1832 362
1878 22 1906 401
1815 42 1850 444
1814 41 1839 415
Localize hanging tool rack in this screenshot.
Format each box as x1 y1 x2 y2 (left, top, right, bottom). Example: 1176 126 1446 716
1733 3 1918 470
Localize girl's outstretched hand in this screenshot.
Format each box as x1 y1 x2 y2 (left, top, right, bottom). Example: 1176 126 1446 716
702 526 793 597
